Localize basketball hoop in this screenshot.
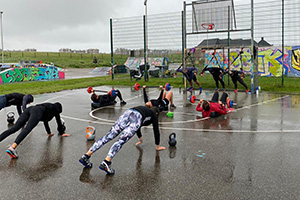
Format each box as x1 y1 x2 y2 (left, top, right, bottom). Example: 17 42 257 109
201 23 215 31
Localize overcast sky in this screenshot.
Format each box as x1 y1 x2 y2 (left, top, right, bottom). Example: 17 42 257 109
1 0 188 52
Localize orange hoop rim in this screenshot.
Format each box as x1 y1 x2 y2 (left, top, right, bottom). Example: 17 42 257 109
201 23 215 30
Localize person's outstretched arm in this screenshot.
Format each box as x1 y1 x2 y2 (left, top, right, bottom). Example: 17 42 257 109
151 113 165 151
16 105 22 116
43 121 52 135
200 66 208 75
135 128 143 146
143 86 149 103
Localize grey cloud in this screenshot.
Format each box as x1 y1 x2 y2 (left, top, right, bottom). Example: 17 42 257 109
1 0 184 52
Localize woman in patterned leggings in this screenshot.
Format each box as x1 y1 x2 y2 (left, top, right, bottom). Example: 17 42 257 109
79 106 165 175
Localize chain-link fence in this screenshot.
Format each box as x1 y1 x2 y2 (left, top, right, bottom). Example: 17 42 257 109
111 0 299 88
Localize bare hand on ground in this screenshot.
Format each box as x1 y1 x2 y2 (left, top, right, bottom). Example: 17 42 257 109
61 133 71 137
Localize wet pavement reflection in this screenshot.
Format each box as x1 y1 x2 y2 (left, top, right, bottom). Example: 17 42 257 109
1 87 300 199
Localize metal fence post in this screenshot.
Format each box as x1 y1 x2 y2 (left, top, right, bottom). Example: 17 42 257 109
110 18 114 80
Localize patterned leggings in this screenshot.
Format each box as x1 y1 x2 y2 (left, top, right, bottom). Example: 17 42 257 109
89 109 142 159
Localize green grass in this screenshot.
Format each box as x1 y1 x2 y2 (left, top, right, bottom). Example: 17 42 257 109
2 51 182 69
3 51 128 68
1 51 299 95
0 73 299 95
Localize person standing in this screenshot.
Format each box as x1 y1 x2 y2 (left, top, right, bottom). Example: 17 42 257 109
175 65 202 94
200 66 225 91
222 68 249 94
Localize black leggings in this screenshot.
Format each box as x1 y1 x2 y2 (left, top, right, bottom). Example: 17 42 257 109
0 107 44 145
232 76 248 90
211 91 228 105
212 74 225 89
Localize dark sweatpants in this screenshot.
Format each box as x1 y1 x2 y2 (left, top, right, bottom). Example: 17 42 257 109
231 75 248 90
211 91 228 105
212 74 225 89
0 106 44 145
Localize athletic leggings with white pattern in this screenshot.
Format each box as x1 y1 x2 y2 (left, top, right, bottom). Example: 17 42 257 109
89 109 142 159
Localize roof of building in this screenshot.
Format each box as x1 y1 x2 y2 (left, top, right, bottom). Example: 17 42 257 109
197 37 272 49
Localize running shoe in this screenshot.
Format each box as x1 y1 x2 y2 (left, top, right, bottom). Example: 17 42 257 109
120 101 127 105
199 87 202 95
170 104 176 109
187 87 193 92
246 89 250 94
234 89 238 94
79 155 93 168
99 161 115 175
6 147 18 159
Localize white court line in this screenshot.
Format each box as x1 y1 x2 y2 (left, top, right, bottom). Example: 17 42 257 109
61 114 300 133
89 94 290 125
45 89 295 133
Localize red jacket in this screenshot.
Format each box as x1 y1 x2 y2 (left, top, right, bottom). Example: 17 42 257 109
196 102 227 118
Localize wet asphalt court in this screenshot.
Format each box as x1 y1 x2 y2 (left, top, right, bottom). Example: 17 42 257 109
1 86 300 200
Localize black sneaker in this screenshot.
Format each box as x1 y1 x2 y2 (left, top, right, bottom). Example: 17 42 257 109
170 104 176 109
79 155 93 168
6 147 18 159
99 161 115 175
120 101 127 105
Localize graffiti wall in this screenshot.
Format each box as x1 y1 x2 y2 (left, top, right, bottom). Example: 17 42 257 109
203 46 300 77
125 57 169 69
0 66 65 84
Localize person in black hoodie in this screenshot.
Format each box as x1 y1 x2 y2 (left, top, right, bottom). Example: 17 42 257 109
0 102 70 159
0 93 34 116
79 106 165 175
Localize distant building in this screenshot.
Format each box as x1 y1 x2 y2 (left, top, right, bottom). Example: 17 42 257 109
24 48 37 52
59 48 72 53
87 49 99 54
72 50 86 54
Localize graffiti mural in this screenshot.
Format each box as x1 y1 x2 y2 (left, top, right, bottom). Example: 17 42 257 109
125 57 169 69
288 46 300 77
0 66 65 84
204 46 299 77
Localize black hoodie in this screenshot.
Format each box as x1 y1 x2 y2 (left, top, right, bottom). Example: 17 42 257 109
34 102 64 135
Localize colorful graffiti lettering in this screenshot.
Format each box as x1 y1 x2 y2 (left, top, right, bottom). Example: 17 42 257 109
204 47 297 77
125 57 169 69
0 66 65 84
